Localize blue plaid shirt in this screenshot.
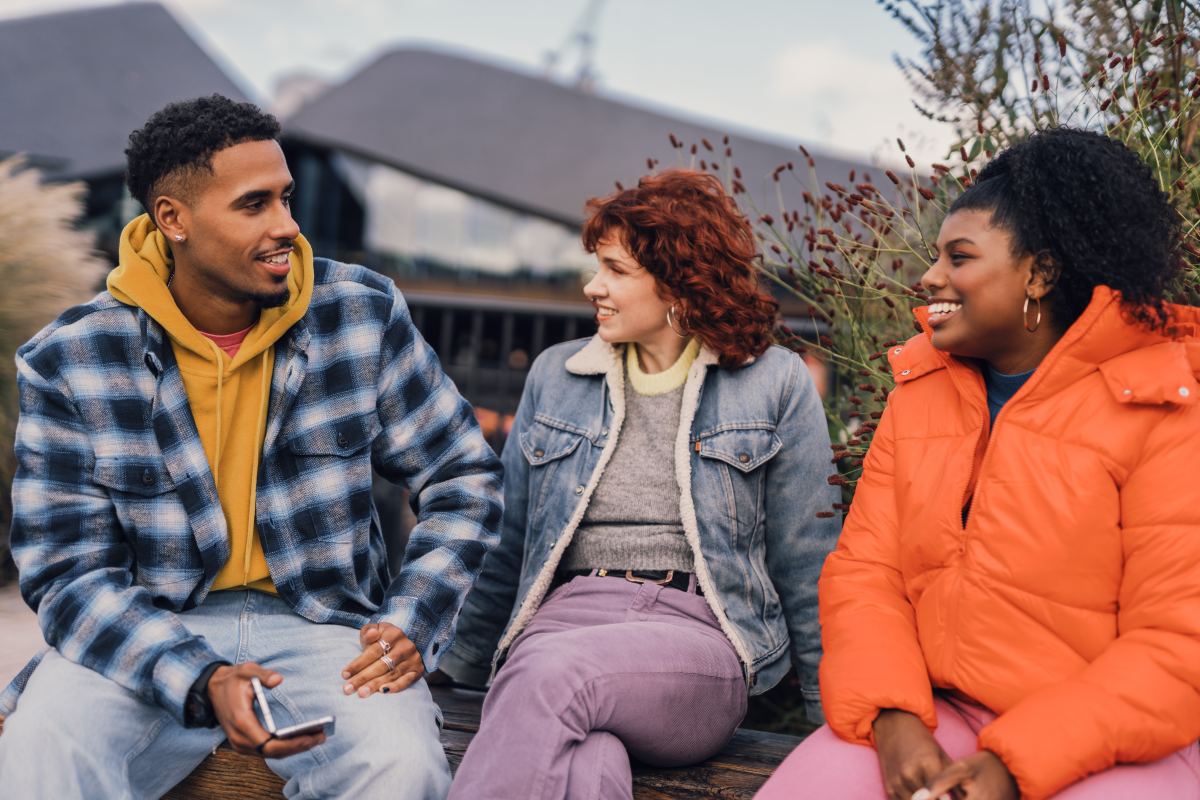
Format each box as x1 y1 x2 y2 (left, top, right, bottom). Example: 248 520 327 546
0 259 503 723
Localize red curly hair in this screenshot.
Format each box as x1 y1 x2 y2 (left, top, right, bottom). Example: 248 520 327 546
581 169 779 368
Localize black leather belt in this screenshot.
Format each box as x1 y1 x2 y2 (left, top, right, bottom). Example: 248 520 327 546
553 568 701 595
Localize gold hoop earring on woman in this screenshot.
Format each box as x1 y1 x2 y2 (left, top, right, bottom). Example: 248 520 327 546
666 304 689 338
1023 295 1042 333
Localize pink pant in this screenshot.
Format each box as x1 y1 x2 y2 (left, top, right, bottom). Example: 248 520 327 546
755 695 1200 799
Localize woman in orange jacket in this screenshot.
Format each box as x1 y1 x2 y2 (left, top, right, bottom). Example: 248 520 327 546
757 128 1200 800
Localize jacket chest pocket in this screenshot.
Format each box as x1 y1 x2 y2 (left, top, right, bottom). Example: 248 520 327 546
520 415 588 527
693 424 782 540
282 414 381 541
93 455 196 583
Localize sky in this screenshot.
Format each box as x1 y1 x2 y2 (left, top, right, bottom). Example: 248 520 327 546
0 0 952 164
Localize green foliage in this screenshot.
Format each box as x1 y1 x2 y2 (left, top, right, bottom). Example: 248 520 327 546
0 157 106 566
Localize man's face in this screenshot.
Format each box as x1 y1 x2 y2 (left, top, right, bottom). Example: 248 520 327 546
174 139 299 310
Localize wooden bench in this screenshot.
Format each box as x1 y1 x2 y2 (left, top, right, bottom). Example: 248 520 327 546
1 685 802 797
170 685 800 798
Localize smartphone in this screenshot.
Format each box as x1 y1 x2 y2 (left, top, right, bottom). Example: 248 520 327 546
250 675 336 740
250 676 277 733
274 716 336 739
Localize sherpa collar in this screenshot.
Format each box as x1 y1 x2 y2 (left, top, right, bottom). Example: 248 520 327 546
564 333 726 376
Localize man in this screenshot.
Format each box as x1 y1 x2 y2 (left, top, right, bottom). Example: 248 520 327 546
0 95 503 798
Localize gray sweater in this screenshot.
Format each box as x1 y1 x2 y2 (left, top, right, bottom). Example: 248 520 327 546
561 378 695 572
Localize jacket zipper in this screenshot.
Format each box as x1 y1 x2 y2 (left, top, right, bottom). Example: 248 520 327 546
942 367 988 678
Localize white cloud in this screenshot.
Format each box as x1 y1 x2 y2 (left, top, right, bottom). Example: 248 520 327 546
768 40 951 165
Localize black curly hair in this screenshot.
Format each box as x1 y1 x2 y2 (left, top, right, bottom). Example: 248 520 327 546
949 127 1182 330
125 94 281 213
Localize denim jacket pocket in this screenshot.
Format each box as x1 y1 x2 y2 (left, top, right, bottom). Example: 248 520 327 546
694 424 782 473
520 415 587 464
694 424 783 606
520 415 587 525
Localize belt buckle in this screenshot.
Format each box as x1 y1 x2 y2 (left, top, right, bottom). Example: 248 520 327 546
623 569 673 585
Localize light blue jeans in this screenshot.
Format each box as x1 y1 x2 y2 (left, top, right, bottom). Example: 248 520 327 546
0 590 451 799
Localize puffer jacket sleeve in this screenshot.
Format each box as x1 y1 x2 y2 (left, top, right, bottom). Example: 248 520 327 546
977 407 1200 799
818 396 937 743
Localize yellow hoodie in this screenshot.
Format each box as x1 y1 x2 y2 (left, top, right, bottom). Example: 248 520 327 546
109 215 314 593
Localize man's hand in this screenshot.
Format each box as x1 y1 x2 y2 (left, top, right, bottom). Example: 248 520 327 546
924 751 1018 800
208 663 324 759
873 708 954 800
340 622 425 698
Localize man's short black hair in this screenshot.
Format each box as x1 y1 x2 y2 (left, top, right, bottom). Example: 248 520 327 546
125 94 282 212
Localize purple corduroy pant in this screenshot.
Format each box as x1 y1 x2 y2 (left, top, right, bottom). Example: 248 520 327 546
448 575 748 800
755 694 1200 799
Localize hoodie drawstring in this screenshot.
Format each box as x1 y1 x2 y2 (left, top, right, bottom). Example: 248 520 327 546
243 347 272 580
202 338 226 486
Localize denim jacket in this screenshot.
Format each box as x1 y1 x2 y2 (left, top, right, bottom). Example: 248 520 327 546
441 334 841 721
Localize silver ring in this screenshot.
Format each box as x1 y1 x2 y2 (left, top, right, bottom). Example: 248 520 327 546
379 638 392 655
379 653 396 671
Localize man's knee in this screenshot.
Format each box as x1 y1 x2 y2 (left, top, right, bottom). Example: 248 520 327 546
302 683 450 798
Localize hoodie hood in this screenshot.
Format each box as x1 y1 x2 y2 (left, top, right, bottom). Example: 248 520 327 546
108 213 314 594
108 213 313 367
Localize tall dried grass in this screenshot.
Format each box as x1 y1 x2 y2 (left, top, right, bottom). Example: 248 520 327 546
0 157 106 570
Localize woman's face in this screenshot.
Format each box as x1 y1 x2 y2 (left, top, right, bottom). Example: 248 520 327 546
920 209 1044 368
583 234 675 345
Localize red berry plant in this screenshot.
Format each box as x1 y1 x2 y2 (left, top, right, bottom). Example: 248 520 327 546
664 1 1200 513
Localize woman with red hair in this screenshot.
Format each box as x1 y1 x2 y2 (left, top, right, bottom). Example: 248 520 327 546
441 170 841 798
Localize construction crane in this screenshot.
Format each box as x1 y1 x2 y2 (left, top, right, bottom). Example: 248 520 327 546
542 0 606 92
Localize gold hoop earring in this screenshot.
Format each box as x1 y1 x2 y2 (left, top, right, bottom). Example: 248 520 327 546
666 304 689 338
1023 295 1042 333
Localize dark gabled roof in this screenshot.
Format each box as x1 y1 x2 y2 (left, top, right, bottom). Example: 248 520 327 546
0 2 249 180
286 47 872 227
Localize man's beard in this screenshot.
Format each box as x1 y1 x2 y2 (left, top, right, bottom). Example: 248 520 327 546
250 285 290 309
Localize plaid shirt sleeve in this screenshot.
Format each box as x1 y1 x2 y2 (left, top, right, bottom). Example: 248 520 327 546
367 287 504 671
9 350 223 724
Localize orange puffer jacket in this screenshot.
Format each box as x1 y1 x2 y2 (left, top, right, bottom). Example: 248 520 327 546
819 286 1200 798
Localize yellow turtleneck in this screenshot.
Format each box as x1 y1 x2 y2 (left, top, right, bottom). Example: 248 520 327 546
627 338 701 396
108 214 314 593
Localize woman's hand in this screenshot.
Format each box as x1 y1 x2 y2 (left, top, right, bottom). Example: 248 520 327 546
924 751 1018 800
873 709 953 800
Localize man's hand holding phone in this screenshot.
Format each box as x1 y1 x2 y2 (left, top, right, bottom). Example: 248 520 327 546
207 663 326 758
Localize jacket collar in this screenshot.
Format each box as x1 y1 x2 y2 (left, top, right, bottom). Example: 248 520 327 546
564 333 723 375
892 286 1200 407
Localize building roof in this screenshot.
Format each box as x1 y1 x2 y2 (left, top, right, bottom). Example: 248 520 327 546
286 47 872 227
0 2 249 180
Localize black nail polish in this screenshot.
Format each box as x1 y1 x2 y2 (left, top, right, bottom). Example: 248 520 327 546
382 687 390 694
